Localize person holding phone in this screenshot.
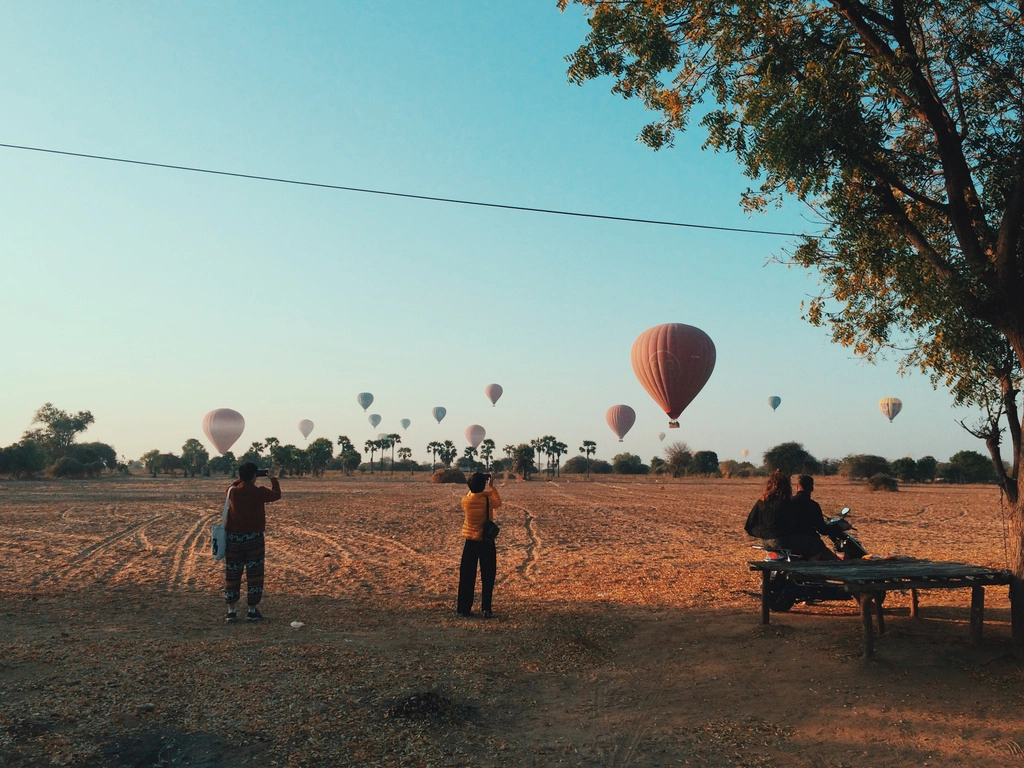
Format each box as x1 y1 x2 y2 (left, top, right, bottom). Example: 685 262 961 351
457 472 501 618
223 461 281 622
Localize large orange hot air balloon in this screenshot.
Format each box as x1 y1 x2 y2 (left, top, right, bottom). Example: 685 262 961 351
879 397 903 422
631 323 716 428
203 408 245 454
606 404 636 442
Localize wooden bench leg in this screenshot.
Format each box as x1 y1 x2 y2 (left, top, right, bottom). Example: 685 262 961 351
760 570 771 625
910 588 919 618
859 593 875 659
875 592 885 635
970 586 984 643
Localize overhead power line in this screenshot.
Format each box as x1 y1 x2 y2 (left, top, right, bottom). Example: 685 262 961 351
0 141 814 238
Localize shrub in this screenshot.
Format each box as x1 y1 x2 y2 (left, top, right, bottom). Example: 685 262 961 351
50 456 87 478
430 468 467 484
868 473 899 492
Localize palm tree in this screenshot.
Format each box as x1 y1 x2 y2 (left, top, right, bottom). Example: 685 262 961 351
580 440 597 478
248 441 265 457
462 446 478 469
479 439 495 470
439 440 458 468
550 440 568 477
386 433 401 474
364 439 377 472
426 441 441 469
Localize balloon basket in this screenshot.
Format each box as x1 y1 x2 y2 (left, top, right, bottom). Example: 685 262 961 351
668 421 680 429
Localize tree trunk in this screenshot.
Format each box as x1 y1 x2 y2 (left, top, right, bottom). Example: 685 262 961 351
1010 494 1024 648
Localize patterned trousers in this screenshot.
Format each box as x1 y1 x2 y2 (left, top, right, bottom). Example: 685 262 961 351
224 531 265 606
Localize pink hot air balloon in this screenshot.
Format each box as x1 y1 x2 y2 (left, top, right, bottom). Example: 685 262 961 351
485 383 503 406
631 323 716 428
465 424 486 449
606 404 636 442
202 408 245 455
741 448 750 458
298 419 314 439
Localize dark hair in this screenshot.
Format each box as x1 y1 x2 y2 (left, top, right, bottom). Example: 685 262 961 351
797 475 814 492
238 462 259 482
467 472 488 493
760 470 792 502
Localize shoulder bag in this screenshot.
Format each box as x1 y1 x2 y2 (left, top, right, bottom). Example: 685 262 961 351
211 487 231 560
482 496 500 542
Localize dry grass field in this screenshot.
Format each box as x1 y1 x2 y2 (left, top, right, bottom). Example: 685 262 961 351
1 474 1022 767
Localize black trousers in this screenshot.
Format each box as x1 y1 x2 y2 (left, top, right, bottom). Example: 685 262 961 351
457 538 496 614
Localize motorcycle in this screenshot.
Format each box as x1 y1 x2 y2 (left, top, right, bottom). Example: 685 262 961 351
754 507 879 612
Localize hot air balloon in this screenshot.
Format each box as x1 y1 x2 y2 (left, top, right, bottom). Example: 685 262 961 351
879 397 903 422
606 405 636 442
357 392 374 411
298 419 314 439
741 448 750 458
400 418 411 431
369 414 381 428
631 323 716 428
465 424 486 449
432 406 447 424
657 432 666 441
485 383 503 406
202 408 245 455
768 396 781 411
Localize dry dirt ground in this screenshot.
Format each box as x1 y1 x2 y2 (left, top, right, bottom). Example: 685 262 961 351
1 474 1022 767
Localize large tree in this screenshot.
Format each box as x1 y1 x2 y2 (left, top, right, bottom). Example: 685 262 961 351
22 403 94 462
562 0 1024 642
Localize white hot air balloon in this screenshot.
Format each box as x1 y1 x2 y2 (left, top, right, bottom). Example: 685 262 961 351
741 448 750 458
657 432 666 442
485 383 503 406
202 408 245 455
400 418 411 431
298 419 314 439
465 424 486 449
369 414 382 428
432 407 447 424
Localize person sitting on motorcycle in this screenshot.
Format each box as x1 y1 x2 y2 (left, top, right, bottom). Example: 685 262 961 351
785 475 838 561
745 471 837 560
744 470 792 543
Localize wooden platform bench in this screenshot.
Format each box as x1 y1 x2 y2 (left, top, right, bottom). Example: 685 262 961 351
748 558 1013 658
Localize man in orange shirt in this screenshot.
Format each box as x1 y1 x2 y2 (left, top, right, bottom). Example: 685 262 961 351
224 462 281 622
457 472 501 618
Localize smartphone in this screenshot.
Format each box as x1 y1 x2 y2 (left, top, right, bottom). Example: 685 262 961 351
256 468 270 477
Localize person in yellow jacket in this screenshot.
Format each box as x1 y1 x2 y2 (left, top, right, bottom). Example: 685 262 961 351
457 472 501 618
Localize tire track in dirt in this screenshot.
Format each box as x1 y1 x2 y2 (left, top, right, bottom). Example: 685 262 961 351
498 502 540 584
37 513 170 588
165 511 213 591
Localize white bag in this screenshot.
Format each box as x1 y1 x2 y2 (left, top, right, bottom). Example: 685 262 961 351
211 488 231 560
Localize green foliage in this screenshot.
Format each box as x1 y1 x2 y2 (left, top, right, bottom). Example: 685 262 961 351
763 442 819 476
842 455 891 481
306 438 334 477
68 442 117 470
509 444 537 480
49 456 86 478
140 449 162 477
589 459 613 475
180 438 210 478
612 453 648 475
562 455 590 474
890 457 919 483
916 456 938 482
692 450 720 477
22 403 95 463
0 441 47 478
941 451 999 484
208 451 237 476
663 441 691 477
868 473 899 492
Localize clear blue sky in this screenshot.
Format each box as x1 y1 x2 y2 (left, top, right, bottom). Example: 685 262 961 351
0 2 986 465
